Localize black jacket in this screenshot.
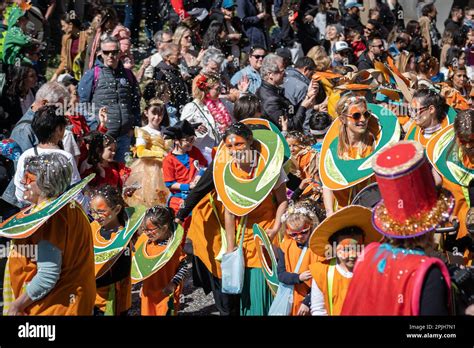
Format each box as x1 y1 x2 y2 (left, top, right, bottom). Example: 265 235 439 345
357 51 375 71
154 61 191 117
256 81 308 131
444 18 462 33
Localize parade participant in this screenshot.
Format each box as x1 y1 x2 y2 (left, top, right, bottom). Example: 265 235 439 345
90 185 142 316
308 205 379 316
276 201 321 316
80 132 131 190
3 153 96 315
124 98 170 208
162 120 207 219
341 141 453 315
427 109 474 244
320 95 400 215
187 121 288 315
405 88 455 147
134 206 187 316
286 131 319 181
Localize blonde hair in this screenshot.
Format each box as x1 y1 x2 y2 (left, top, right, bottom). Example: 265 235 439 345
307 45 331 71
282 200 319 229
336 95 373 159
191 73 220 102
172 26 191 46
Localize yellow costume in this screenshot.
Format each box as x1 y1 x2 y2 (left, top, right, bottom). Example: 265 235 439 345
125 126 170 207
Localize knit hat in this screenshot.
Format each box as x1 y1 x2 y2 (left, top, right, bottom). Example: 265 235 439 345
222 0 236 9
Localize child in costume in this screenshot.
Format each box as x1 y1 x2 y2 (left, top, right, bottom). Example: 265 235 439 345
137 206 188 315
308 205 379 315
276 201 322 316
90 185 132 315
124 98 171 208
162 120 207 219
286 131 319 181
80 132 131 190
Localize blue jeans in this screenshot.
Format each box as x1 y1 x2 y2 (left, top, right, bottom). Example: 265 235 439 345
115 133 132 163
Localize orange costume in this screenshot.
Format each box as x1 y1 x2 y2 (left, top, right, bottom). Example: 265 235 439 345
442 154 474 241
292 148 319 181
7 205 96 315
309 260 351 315
333 145 374 208
91 221 132 315
139 234 187 316
404 116 450 148
279 237 320 315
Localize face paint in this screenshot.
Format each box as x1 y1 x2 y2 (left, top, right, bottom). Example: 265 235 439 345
336 236 363 260
90 197 113 225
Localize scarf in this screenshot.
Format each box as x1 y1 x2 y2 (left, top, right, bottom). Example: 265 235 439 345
204 98 232 135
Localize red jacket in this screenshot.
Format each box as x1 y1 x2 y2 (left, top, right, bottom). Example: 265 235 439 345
341 242 451 315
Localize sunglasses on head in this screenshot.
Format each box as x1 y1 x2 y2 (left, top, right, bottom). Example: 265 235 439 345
287 226 311 238
347 110 371 121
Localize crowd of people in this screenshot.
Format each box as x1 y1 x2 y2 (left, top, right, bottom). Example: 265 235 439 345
0 0 473 317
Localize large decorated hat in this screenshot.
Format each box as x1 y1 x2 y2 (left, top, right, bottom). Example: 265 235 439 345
252 224 279 296
371 141 454 238
213 119 285 216
94 205 146 279
309 205 380 258
0 174 95 239
131 223 184 283
319 103 401 191
426 124 474 188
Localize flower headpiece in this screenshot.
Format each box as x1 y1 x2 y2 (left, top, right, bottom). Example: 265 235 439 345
281 202 317 223
196 75 208 91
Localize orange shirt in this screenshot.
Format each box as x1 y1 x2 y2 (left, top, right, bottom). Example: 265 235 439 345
280 238 321 315
8 204 96 315
309 261 352 316
333 144 374 209
140 234 186 316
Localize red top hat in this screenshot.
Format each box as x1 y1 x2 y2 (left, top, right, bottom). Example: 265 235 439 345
371 141 454 239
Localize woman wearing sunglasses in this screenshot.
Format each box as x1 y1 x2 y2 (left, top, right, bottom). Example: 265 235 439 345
322 95 377 216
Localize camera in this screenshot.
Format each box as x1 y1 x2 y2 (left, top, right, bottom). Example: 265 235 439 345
448 265 474 314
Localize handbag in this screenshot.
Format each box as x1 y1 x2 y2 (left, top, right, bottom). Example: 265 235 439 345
268 246 308 316
221 216 248 294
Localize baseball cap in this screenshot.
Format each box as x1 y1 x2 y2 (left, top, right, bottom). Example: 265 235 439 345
344 1 363 9
222 0 235 9
333 41 351 53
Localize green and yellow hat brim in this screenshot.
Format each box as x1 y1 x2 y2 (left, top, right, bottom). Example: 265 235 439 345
0 174 95 239
319 103 401 191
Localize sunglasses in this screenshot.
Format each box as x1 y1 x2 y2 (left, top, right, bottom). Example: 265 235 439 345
251 54 266 60
347 110 371 121
102 49 119 56
287 226 311 238
408 105 429 117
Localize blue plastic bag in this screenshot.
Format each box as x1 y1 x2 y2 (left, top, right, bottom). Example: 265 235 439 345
221 217 247 294
268 246 308 316
268 282 294 315
221 246 245 294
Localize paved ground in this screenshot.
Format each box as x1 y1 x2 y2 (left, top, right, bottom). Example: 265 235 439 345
130 262 219 316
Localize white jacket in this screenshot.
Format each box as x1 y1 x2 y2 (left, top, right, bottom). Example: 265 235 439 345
180 99 234 164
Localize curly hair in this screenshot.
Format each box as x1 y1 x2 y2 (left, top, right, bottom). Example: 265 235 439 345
83 131 116 168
